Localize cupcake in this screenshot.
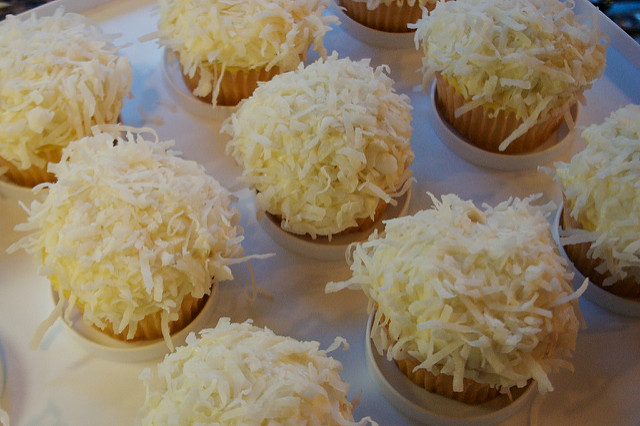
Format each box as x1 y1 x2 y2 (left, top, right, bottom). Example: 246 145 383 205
0 9 132 187
154 0 337 107
339 0 438 33
224 53 414 240
137 318 375 425
413 0 607 154
552 105 640 298
9 127 245 351
327 193 586 403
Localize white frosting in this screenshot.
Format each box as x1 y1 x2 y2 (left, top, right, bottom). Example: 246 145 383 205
10 127 244 350
137 318 375 425
154 0 337 104
0 8 132 170
327 193 586 394
413 0 607 151
224 53 414 238
553 104 640 286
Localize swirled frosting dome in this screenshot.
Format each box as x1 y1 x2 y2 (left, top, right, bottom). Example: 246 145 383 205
10 127 244 348
224 53 414 238
413 0 607 150
137 318 374 425
327 193 585 394
0 8 132 170
553 104 640 285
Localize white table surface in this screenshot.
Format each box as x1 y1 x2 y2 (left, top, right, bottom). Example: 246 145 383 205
1 0 639 425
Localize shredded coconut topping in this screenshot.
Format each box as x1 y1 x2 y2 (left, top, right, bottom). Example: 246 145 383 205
9 127 244 349
224 53 414 238
552 104 640 286
0 8 132 170
153 0 337 103
137 318 375 426
0 408 8 426
327 193 586 394
412 0 607 150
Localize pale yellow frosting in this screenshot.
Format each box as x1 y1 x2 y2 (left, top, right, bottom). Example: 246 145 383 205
10 127 244 349
0 8 131 170
413 0 607 150
154 0 337 102
224 53 414 238
137 318 374 425
327 193 585 394
554 104 640 285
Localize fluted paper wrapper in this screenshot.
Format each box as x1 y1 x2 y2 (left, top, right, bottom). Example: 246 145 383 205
99 292 210 342
339 0 428 33
269 198 388 238
395 356 501 404
561 205 640 298
0 149 60 187
182 61 282 106
341 198 388 234
435 74 568 154
378 309 501 405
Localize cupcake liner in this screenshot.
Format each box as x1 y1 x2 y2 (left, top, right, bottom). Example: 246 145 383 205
339 0 427 33
435 74 569 155
99 291 212 342
339 198 388 235
269 198 388 238
394 356 501 405
0 149 60 187
376 309 501 405
561 205 640 298
181 60 283 106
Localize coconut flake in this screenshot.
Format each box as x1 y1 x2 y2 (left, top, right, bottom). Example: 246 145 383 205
224 53 414 238
327 193 582 393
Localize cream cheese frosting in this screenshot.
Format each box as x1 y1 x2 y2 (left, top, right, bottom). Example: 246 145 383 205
224 53 414 238
0 8 132 171
9 127 245 350
327 193 586 394
153 0 337 103
413 0 607 151
137 318 375 425
552 104 640 286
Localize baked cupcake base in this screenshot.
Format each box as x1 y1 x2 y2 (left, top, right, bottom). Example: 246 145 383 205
259 189 411 261
51 287 218 362
561 206 640 298
177 51 286 106
268 198 388 239
428 79 579 171
377 308 501 405
98 292 211 342
364 310 537 423
395 357 501 405
339 0 427 33
0 149 60 187
181 62 282 106
435 74 571 155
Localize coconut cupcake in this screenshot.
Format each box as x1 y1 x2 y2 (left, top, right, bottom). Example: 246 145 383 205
0 9 132 187
552 105 640 298
224 53 414 240
414 0 607 154
137 318 374 425
9 127 245 351
339 0 437 33
327 193 586 404
153 0 337 107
